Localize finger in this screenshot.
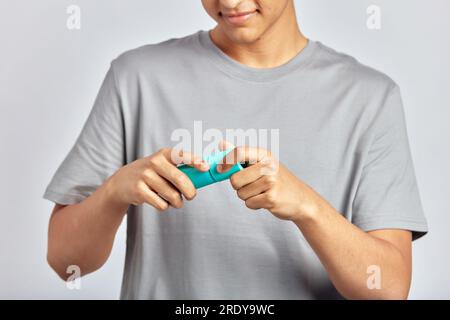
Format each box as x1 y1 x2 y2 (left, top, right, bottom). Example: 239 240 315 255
244 193 268 210
139 184 169 211
142 170 183 208
218 140 235 151
152 159 197 200
166 148 210 171
217 146 271 173
229 162 267 190
236 175 272 200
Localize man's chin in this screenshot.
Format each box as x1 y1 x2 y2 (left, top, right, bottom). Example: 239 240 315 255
221 26 263 45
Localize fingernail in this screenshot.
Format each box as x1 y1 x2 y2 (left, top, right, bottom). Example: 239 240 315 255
216 164 222 172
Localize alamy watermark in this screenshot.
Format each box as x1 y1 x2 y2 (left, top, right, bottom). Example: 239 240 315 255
367 5 381 30
366 265 382 290
170 120 280 174
67 5 81 30
66 265 81 290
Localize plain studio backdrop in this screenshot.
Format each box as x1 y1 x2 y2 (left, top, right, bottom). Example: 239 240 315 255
0 0 449 299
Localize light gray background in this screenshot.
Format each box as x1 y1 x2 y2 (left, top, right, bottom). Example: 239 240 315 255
0 0 449 299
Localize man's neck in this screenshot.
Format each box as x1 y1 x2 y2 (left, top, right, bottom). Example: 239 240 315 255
209 4 308 69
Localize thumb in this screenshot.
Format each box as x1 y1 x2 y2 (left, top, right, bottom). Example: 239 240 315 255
216 146 268 173
218 140 235 151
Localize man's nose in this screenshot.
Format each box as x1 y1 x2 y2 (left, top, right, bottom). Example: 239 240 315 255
219 0 243 9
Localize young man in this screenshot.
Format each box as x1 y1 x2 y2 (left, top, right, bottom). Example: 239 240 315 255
44 0 428 299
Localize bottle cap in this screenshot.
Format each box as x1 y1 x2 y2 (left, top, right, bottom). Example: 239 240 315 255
177 148 245 189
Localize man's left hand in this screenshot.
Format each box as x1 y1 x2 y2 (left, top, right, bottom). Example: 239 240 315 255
217 142 321 222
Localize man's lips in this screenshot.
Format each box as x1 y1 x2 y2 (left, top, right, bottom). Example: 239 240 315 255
221 10 258 26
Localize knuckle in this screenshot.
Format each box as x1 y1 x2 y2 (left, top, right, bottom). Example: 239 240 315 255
269 161 279 173
135 181 145 194
264 175 276 186
265 191 276 206
141 168 153 180
261 162 277 176
158 147 169 154
135 188 147 203
169 191 181 203
173 173 186 185
230 176 239 189
260 153 273 164
148 156 160 168
169 190 180 199
170 148 183 164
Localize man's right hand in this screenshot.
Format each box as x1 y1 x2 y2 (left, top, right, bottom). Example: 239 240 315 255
106 147 210 211
47 147 209 280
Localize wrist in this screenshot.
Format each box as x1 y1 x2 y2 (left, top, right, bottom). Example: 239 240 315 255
101 175 130 214
291 191 322 226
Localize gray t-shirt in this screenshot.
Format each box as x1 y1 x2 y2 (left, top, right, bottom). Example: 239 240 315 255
43 30 428 299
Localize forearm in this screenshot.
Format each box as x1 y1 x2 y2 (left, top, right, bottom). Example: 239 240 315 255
47 177 128 280
217 145 414 299
293 193 411 299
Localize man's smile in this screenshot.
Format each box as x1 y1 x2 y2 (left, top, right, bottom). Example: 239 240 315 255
221 10 258 26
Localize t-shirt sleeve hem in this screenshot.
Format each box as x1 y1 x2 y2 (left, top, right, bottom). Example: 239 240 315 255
42 189 87 206
353 216 429 241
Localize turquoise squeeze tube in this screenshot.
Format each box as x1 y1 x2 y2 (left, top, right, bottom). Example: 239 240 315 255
177 148 246 189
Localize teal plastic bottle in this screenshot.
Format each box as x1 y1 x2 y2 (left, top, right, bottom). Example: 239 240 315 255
177 148 247 189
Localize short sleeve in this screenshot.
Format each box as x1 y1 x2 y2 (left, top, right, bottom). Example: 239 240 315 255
43 61 125 205
352 85 428 240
